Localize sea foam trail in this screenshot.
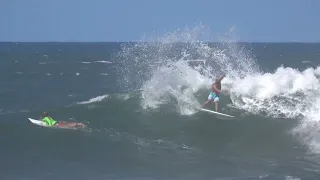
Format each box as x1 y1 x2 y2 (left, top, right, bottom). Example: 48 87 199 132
76 93 131 105
77 95 109 105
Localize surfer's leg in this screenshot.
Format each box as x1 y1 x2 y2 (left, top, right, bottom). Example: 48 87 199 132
201 100 211 108
214 97 219 112
202 93 214 108
66 122 85 128
55 122 64 127
55 121 72 127
56 121 85 128
215 102 218 112
76 123 86 128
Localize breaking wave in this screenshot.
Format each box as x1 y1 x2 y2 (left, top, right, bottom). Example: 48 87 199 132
113 23 320 154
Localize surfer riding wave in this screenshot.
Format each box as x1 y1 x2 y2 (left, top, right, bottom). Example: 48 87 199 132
201 74 225 112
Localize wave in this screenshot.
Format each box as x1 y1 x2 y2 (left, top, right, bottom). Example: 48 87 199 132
226 65 320 153
112 23 320 154
228 66 320 118
116 24 258 115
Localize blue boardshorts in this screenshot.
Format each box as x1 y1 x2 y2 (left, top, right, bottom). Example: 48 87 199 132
208 92 219 102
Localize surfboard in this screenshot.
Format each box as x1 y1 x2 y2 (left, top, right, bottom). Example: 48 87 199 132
198 108 235 119
28 118 85 130
28 118 48 127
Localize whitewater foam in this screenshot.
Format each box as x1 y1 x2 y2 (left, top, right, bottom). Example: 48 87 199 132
94 60 112 64
76 93 132 105
77 95 109 105
81 61 112 64
118 24 258 115
226 65 320 153
140 60 209 114
117 23 320 153
227 66 320 117
292 92 320 153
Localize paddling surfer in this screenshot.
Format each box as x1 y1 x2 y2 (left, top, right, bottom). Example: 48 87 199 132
42 112 57 126
42 112 85 128
201 75 225 112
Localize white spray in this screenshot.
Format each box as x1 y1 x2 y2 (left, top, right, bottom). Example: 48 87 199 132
117 24 320 153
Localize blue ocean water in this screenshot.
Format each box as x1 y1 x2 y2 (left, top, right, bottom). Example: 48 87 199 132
1 38 320 179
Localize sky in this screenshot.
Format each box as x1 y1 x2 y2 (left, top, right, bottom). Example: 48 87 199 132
1 0 319 42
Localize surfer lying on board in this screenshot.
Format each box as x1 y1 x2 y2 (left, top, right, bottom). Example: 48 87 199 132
42 112 85 128
201 74 225 112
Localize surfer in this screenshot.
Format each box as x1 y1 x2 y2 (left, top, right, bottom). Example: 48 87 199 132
201 75 225 112
42 112 57 126
42 112 85 128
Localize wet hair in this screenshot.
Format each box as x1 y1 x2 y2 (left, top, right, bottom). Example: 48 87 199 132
215 78 222 84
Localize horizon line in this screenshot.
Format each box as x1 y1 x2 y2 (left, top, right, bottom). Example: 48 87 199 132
0 41 320 43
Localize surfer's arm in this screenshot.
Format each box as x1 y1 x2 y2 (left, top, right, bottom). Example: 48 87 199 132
212 85 222 93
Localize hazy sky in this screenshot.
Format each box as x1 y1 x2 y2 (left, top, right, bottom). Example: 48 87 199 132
1 0 319 42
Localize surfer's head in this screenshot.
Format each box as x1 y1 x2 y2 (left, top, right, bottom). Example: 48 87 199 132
215 75 225 83
43 112 48 117
214 74 225 88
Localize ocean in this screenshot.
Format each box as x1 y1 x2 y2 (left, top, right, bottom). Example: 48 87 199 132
1 30 320 180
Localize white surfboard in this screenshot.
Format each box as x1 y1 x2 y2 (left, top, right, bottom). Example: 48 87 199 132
28 118 49 127
198 108 235 119
28 118 86 130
